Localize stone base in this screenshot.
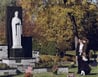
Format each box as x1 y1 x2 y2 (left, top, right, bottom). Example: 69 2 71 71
9 48 24 59
0 69 17 76
33 67 68 74
0 46 8 59
2 58 36 72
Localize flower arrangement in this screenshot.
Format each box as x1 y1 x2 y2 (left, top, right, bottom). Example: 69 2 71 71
52 64 58 75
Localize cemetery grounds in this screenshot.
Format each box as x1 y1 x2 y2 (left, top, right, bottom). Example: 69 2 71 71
13 51 98 77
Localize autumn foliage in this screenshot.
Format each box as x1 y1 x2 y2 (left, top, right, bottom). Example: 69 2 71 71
0 0 98 53
16 0 98 52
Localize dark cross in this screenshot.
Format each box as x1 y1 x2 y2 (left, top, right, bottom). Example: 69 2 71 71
68 13 79 49
68 13 78 37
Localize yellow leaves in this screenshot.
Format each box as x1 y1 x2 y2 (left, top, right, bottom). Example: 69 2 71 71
66 0 71 5
64 8 73 14
51 6 63 13
17 0 98 50
72 5 85 17
89 4 97 11
40 55 52 62
66 0 76 5
39 6 74 44
18 0 32 9
82 0 87 5
71 0 76 3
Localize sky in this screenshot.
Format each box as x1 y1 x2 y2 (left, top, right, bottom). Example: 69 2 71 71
92 0 97 3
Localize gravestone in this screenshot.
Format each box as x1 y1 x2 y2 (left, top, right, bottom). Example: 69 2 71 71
0 45 8 59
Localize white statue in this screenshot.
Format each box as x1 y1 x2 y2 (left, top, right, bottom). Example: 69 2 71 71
11 11 22 48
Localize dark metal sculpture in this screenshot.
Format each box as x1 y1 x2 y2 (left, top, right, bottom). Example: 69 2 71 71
68 12 79 50
68 13 78 37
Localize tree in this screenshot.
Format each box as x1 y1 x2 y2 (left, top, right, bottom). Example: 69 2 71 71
0 0 16 44
17 0 98 54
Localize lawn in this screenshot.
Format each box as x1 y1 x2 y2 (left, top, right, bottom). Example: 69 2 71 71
13 65 98 77
13 51 98 77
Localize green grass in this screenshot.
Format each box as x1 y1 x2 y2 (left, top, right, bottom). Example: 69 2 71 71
13 65 98 77
13 72 67 77
66 50 76 56
0 51 97 77
13 51 98 77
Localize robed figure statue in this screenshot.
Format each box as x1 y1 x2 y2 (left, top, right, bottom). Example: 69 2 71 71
11 11 22 48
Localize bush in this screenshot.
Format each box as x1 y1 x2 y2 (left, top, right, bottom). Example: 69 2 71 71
39 55 61 63
61 56 69 62
38 55 76 67
71 56 76 62
39 55 52 63
51 56 60 63
0 63 9 69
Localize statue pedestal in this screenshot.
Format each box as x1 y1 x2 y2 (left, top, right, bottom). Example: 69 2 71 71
10 48 24 59
2 58 35 72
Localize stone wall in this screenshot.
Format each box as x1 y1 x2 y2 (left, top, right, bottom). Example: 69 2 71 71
0 46 8 59
2 59 35 72
33 67 68 74
0 69 16 76
33 68 48 73
58 67 68 74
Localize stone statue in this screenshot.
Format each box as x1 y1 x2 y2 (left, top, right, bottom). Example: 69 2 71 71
11 11 22 48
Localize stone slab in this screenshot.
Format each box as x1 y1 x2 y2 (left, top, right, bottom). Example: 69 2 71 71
0 46 8 59
0 69 17 76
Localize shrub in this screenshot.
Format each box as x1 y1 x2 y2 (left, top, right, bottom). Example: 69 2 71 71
39 55 52 63
51 56 60 63
0 63 9 69
61 56 69 62
71 56 76 62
